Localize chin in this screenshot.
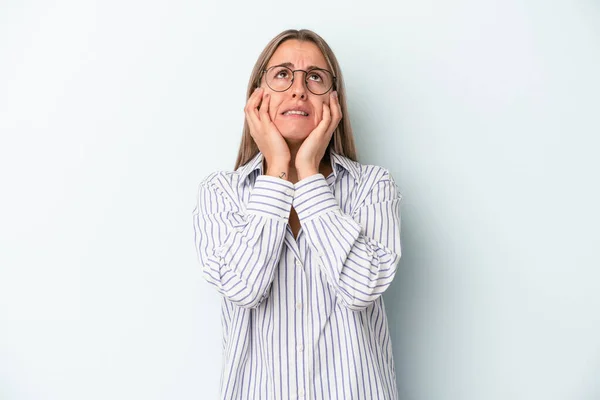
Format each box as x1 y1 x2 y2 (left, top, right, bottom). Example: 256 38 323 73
280 129 310 142
276 122 314 143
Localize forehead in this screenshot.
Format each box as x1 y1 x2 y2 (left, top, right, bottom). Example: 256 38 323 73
267 39 329 69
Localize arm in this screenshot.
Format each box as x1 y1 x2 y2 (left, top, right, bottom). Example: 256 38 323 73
292 167 402 311
192 172 294 309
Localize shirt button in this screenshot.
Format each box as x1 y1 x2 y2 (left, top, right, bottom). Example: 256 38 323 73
298 389 305 397
297 344 304 352
295 259 302 267
296 302 302 310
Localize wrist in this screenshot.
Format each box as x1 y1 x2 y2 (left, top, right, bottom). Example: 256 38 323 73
266 166 290 180
264 157 290 179
297 168 319 181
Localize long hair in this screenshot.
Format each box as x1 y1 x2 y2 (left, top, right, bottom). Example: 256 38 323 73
234 29 358 170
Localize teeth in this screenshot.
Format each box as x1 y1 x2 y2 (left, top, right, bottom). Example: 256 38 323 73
284 110 308 116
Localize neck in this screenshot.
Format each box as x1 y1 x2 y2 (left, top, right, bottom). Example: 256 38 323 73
262 141 331 184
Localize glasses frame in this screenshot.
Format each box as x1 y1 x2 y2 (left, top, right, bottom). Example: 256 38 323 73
261 65 337 96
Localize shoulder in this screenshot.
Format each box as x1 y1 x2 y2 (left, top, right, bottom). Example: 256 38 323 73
199 165 257 189
196 170 244 209
332 151 395 185
354 160 396 186
352 161 402 203
198 170 236 189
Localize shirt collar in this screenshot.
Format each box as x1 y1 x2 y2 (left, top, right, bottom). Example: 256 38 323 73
236 147 360 187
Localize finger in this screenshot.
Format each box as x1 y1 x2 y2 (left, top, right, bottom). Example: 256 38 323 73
314 102 331 136
244 87 258 110
324 102 339 139
258 92 271 123
322 102 332 131
327 95 341 137
246 110 259 139
330 91 342 122
248 87 263 119
245 88 263 130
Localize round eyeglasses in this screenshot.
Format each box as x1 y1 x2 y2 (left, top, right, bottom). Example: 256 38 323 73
262 65 336 96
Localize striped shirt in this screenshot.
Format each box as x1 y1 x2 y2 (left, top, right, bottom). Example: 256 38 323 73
192 148 403 400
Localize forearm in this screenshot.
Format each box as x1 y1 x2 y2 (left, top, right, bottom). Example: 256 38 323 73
293 171 402 311
194 173 294 308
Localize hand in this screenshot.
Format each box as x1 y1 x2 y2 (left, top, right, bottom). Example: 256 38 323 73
295 91 342 179
244 88 291 171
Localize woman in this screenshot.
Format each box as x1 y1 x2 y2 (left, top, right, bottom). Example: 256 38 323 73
193 29 403 400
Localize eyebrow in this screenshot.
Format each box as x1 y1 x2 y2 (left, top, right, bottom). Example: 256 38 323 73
269 62 328 71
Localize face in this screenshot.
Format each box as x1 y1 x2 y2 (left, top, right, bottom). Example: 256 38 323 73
260 39 333 143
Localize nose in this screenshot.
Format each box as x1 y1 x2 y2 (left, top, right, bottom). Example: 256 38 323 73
290 71 307 99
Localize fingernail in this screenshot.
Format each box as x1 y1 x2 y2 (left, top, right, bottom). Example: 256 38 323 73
333 91 338 99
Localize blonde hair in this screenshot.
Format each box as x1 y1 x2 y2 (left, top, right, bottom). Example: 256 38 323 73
234 29 358 170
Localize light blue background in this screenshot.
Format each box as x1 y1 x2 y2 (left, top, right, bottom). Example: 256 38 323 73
1 0 599 399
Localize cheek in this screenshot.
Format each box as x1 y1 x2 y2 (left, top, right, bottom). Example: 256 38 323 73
268 94 284 120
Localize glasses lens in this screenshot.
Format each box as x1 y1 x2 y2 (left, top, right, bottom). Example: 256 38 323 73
306 69 333 95
264 66 334 94
266 66 293 91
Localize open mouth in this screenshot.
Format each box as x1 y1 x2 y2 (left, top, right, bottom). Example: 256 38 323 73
281 109 309 116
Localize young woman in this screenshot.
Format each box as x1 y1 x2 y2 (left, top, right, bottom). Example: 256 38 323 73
193 28 403 400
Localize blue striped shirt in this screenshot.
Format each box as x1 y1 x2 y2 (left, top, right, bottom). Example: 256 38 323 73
192 148 403 399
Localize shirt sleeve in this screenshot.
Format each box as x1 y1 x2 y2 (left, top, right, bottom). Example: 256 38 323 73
292 168 402 311
193 172 294 309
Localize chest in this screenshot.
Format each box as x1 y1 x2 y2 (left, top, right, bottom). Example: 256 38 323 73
289 207 301 239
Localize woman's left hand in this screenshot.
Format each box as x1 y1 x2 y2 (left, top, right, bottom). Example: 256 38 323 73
295 91 342 180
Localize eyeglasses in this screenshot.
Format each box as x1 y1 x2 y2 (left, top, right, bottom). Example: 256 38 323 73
261 65 336 96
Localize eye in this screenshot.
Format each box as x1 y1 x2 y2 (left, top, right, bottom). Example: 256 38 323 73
275 69 290 79
307 71 323 82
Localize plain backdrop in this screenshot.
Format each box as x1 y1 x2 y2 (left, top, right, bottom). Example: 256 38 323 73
1 0 599 399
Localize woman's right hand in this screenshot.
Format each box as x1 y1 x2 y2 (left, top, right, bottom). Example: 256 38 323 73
244 88 291 172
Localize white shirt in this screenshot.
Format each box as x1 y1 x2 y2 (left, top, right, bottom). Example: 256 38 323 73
192 148 403 399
